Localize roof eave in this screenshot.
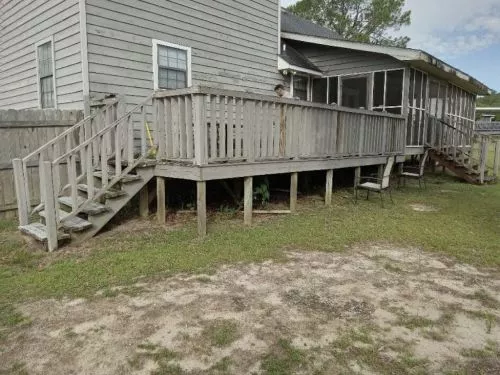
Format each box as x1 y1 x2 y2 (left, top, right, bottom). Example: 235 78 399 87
281 32 492 95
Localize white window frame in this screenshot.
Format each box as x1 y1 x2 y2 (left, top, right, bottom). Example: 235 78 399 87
35 36 57 109
152 39 192 91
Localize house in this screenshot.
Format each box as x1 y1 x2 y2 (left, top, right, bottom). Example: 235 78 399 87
0 1 496 250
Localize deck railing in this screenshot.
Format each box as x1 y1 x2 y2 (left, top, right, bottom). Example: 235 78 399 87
152 87 406 165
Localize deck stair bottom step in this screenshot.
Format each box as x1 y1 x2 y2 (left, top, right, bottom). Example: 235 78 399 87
58 196 109 215
77 184 126 199
19 223 70 242
39 210 93 232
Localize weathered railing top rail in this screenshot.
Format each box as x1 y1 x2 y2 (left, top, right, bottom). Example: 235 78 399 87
153 86 406 119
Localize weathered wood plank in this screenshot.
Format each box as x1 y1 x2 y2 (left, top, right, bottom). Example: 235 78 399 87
157 176 166 224
290 172 298 213
197 181 207 236
244 176 253 226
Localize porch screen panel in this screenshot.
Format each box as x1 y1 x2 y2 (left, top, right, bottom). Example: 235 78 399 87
407 68 428 146
372 69 404 115
312 78 327 103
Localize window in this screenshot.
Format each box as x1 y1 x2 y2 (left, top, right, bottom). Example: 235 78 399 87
153 40 192 90
292 75 309 101
36 38 56 108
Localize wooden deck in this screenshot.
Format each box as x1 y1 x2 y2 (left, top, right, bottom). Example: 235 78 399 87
151 86 407 180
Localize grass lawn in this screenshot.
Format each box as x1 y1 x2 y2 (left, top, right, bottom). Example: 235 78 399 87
1 172 499 309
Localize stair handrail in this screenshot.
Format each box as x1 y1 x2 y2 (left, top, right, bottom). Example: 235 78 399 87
42 93 155 244
12 99 122 227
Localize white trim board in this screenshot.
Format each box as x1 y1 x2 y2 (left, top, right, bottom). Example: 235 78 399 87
79 0 90 97
152 39 192 91
35 36 58 109
278 56 322 77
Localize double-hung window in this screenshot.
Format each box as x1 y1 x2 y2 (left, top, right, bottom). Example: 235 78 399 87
36 38 56 108
153 40 192 90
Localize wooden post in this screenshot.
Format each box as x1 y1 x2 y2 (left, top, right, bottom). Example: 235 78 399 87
354 166 361 193
279 104 286 157
193 94 207 165
290 172 298 212
479 138 488 184
325 169 334 206
197 181 207 236
378 164 385 180
139 185 149 218
494 140 500 177
157 177 166 224
244 176 253 225
12 159 29 226
41 161 58 252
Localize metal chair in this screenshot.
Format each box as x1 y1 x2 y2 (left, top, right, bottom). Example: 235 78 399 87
355 156 395 208
398 150 429 189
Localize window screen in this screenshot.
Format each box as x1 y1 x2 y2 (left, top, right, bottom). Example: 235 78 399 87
293 76 308 101
38 41 54 108
158 45 188 89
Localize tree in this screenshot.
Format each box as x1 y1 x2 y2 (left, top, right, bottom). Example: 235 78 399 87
288 0 411 47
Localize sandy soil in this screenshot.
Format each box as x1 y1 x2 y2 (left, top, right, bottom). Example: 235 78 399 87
2 245 500 374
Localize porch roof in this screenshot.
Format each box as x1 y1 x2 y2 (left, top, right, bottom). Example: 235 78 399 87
280 31 492 96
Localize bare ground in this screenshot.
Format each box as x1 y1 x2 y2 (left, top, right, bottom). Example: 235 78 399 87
2 244 500 375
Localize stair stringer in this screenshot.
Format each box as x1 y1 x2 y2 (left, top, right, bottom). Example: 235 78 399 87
72 165 155 244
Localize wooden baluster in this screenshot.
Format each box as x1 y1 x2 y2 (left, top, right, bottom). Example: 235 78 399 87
165 98 173 159
358 115 366 156
115 120 122 176
69 155 78 212
245 99 255 162
219 96 227 159
479 137 488 184
227 97 235 159
141 105 147 157
186 95 194 160
101 134 109 187
127 114 134 166
235 98 242 158
179 96 187 159
86 144 94 200
172 97 180 159
209 95 217 160
157 98 166 160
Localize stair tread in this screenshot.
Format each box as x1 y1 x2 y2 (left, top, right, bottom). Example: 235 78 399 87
94 172 142 183
39 210 93 232
58 196 109 215
77 184 126 199
19 223 70 242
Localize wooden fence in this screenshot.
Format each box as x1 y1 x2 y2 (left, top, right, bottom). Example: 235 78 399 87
152 87 406 165
0 109 84 218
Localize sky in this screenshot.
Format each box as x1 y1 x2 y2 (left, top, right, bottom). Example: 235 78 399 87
281 0 500 91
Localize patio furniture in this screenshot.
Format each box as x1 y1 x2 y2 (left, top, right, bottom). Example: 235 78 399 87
399 150 429 189
355 156 395 207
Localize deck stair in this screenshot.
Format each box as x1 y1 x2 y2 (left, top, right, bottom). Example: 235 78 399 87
13 94 155 251
426 116 499 185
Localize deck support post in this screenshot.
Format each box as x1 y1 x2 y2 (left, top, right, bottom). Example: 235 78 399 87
325 169 333 206
378 164 384 180
290 172 298 212
354 166 361 195
197 181 207 236
494 140 500 177
139 185 149 218
157 177 166 224
244 177 253 225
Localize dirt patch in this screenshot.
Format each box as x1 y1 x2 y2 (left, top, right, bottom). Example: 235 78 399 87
2 245 500 374
410 203 439 212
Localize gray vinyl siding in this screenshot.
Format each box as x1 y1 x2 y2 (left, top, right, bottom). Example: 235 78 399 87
0 0 83 110
85 0 283 107
292 43 405 76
